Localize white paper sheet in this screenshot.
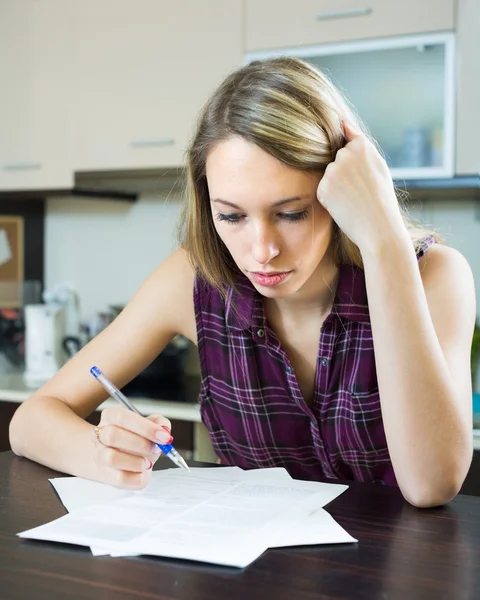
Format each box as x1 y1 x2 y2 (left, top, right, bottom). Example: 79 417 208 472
19 467 356 568
50 476 132 512
0 229 12 267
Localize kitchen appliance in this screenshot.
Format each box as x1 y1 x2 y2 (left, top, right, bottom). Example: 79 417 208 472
23 304 68 388
0 308 24 369
122 335 190 400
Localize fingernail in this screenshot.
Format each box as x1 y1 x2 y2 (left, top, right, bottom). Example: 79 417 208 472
145 458 153 470
156 430 171 443
152 444 162 455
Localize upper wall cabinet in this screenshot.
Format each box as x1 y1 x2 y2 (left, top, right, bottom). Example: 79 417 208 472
245 0 456 51
245 32 456 180
65 1 242 172
1 1 242 188
455 0 480 175
0 1 74 191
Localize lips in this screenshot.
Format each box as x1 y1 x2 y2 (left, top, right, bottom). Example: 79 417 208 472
252 271 285 276
249 271 291 287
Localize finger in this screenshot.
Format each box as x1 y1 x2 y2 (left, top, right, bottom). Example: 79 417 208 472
100 446 153 473
99 406 172 444
146 414 172 434
98 424 164 458
316 165 335 207
342 119 362 143
107 469 153 491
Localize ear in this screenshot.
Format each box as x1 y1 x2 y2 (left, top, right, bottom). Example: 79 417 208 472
342 119 362 143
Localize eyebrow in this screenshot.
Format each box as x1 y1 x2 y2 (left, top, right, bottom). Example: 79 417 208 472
211 195 312 209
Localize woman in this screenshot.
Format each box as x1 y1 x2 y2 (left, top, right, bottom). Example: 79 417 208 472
9 58 475 507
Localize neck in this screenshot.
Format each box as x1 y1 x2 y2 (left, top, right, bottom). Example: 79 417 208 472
264 249 339 322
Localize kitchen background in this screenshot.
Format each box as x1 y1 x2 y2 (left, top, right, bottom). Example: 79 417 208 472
0 1 479 473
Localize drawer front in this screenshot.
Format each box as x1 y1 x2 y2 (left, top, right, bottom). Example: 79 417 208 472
245 0 455 51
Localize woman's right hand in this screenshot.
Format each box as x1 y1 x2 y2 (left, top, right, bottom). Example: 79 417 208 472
91 407 173 490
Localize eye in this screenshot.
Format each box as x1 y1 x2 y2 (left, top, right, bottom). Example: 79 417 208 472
216 213 244 225
278 209 310 222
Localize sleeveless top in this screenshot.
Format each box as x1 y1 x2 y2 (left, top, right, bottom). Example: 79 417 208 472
194 237 436 485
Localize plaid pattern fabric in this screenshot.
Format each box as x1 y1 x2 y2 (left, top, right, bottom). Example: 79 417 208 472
194 237 436 485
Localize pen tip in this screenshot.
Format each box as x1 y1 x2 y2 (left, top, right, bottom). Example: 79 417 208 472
179 457 190 471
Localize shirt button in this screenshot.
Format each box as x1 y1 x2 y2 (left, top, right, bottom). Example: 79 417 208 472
320 358 328 366
257 328 265 338
286 366 294 375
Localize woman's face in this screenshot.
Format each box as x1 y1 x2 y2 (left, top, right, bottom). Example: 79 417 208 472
206 137 334 299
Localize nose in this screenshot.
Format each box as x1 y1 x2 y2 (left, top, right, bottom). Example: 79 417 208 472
251 221 280 265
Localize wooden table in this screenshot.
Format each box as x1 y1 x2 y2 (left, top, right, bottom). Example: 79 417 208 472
1 451 479 600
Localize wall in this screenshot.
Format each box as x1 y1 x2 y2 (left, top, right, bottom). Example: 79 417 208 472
408 195 480 314
45 191 480 385
45 192 182 323
46 192 480 319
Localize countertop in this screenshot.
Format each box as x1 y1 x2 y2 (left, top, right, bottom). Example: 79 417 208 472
1 370 479 450
0 371 202 423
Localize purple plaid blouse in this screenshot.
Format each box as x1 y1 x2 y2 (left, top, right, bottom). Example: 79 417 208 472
194 237 436 485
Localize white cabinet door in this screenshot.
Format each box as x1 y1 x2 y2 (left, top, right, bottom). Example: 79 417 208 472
455 0 480 175
0 1 74 191
245 32 456 180
66 1 243 172
245 0 456 51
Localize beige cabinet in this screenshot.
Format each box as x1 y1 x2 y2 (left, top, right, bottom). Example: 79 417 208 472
245 0 455 51
455 0 480 175
1 1 242 190
66 1 243 172
0 1 74 191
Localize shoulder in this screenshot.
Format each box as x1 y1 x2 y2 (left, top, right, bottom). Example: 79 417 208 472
144 247 196 307
418 242 476 335
128 247 197 343
160 247 195 277
418 242 474 289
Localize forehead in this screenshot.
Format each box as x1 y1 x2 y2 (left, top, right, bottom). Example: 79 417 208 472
205 137 318 201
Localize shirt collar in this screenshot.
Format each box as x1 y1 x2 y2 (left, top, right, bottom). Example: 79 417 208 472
225 274 261 331
333 264 371 324
225 264 370 332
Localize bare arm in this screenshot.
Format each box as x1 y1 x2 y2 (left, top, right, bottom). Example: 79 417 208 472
9 248 197 488
363 235 475 507
316 122 475 507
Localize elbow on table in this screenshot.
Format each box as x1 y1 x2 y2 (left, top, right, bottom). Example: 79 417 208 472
404 484 459 509
401 465 471 509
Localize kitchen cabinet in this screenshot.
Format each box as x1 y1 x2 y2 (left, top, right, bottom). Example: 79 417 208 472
1 1 242 187
245 31 456 179
245 0 455 52
461 450 480 497
0 1 74 191
66 0 243 172
455 0 480 175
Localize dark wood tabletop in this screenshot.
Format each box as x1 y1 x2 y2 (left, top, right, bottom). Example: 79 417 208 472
1 451 479 600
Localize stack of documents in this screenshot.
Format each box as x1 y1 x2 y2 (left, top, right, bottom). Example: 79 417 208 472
18 466 357 568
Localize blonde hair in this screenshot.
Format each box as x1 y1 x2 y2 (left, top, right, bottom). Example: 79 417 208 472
179 57 441 293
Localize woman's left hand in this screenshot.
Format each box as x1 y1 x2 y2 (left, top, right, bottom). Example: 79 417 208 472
316 121 407 254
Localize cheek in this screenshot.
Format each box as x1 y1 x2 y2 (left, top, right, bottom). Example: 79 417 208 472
313 208 334 242
291 209 333 248
212 222 242 256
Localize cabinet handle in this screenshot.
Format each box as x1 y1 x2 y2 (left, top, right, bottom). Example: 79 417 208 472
3 163 42 171
315 7 372 21
129 139 175 148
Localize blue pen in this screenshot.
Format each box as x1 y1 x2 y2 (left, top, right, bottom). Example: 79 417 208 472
90 366 190 471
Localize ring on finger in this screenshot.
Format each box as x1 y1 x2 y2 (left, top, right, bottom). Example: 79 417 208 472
94 425 103 444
